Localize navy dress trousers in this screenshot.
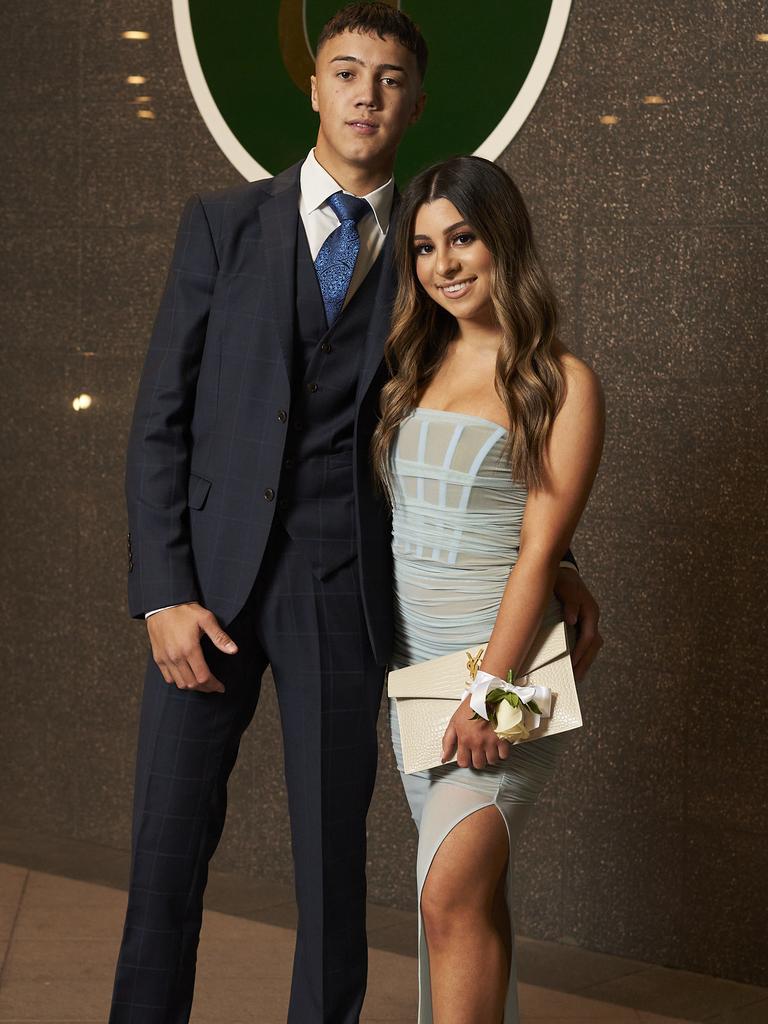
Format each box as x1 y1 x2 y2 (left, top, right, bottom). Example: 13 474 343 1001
110 161 396 1024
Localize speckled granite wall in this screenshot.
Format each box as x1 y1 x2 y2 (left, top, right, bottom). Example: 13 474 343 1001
1 1 765 986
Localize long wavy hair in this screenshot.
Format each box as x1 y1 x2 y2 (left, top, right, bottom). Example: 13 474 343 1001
371 155 565 498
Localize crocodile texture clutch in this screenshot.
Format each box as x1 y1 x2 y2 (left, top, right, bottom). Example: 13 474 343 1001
388 619 582 774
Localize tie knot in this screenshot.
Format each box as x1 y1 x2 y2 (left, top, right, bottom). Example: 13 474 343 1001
327 190 371 226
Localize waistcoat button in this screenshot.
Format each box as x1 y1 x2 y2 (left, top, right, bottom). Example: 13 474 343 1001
263 488 275 502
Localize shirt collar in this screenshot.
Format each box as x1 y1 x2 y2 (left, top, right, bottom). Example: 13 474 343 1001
300 148 394 236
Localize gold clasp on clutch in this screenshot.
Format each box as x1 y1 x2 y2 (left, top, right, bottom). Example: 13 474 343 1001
465 647 485 682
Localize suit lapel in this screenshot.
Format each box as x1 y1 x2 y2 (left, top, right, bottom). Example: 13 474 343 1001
259 162 301 381
356 191 400 407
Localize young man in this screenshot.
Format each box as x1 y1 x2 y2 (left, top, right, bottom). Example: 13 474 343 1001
110 4 602 1021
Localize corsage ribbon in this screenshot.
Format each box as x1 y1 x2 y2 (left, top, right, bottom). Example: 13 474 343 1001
462 670 552 729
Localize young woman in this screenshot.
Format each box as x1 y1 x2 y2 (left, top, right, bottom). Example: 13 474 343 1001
372 156 605 1023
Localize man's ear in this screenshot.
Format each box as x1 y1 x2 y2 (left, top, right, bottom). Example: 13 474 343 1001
409 90 427 125
310 74 319 112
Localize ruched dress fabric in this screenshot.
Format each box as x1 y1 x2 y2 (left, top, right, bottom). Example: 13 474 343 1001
388 407 574 1024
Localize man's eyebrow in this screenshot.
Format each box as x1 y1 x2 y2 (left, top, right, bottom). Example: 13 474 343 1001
329 55 408 74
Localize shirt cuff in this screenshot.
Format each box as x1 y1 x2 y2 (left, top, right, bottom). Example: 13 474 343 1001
144 605 179 619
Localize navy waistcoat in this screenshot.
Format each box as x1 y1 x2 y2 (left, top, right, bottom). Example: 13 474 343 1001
276 217 385 578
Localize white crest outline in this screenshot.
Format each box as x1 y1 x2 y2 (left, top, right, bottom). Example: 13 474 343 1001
172 0 572 181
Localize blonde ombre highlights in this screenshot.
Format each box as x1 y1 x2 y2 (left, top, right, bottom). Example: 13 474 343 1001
372 156 565 497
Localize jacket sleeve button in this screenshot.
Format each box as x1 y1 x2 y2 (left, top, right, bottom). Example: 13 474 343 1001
277 409 287 423
263 488 275 502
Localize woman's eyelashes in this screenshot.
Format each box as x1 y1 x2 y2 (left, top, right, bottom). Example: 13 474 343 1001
413 232 476 257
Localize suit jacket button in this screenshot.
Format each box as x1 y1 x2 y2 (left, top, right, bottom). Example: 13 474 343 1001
321 342 331 354
308 382 318 393
263 488 275 502
277 409 287 423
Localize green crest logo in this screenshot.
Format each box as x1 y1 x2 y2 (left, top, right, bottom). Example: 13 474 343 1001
173 1 571 181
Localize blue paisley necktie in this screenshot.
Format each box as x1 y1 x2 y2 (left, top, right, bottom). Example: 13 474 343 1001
314 191 371 326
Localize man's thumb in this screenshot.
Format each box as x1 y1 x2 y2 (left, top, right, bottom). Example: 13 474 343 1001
201 614 238 653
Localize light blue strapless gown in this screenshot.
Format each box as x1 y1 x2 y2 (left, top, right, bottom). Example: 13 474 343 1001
388 408 574 1024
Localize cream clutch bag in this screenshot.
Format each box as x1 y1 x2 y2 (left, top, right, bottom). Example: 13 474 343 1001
387 619 582 774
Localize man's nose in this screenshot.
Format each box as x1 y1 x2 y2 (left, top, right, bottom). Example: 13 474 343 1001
355 76 380 108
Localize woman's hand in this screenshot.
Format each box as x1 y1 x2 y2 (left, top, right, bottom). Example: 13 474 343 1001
441 701 511 768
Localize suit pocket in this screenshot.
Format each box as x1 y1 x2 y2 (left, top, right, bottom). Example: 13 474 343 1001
187 473 212 510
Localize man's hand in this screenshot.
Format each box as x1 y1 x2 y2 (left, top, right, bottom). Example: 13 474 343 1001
147 602 238 693
553 567 603 683
441 700 511 769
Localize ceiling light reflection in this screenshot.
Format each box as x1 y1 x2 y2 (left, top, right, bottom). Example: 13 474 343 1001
137 109 156 120
755 33 768 42
643 95 668 105
72 394 93 412
599 115 620 125
126 75 147 85
122 30 150 40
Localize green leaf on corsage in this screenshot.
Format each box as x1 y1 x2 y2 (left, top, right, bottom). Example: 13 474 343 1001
485 688 509 704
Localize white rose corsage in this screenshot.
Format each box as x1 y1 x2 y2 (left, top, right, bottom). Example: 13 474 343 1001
461 649 552 742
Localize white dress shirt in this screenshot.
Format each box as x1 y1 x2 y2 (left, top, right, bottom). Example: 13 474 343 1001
299 147 394 309
145 151 395 619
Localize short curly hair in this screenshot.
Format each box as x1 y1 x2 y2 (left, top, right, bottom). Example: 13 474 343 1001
316 2 428 82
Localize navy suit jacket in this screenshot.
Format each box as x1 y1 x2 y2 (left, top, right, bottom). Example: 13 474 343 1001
125 161 396 664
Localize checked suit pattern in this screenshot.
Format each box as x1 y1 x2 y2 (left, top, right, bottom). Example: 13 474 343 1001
111 161 398 1024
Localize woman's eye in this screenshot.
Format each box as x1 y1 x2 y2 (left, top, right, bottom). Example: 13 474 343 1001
414 243 433 256
453 232 475 246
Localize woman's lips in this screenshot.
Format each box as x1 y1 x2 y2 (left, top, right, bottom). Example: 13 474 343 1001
437 277 477 299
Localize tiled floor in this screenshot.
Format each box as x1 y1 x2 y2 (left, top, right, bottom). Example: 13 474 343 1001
0 837 766 1023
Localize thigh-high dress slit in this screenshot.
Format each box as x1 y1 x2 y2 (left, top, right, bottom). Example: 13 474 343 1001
388 408 574 1024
